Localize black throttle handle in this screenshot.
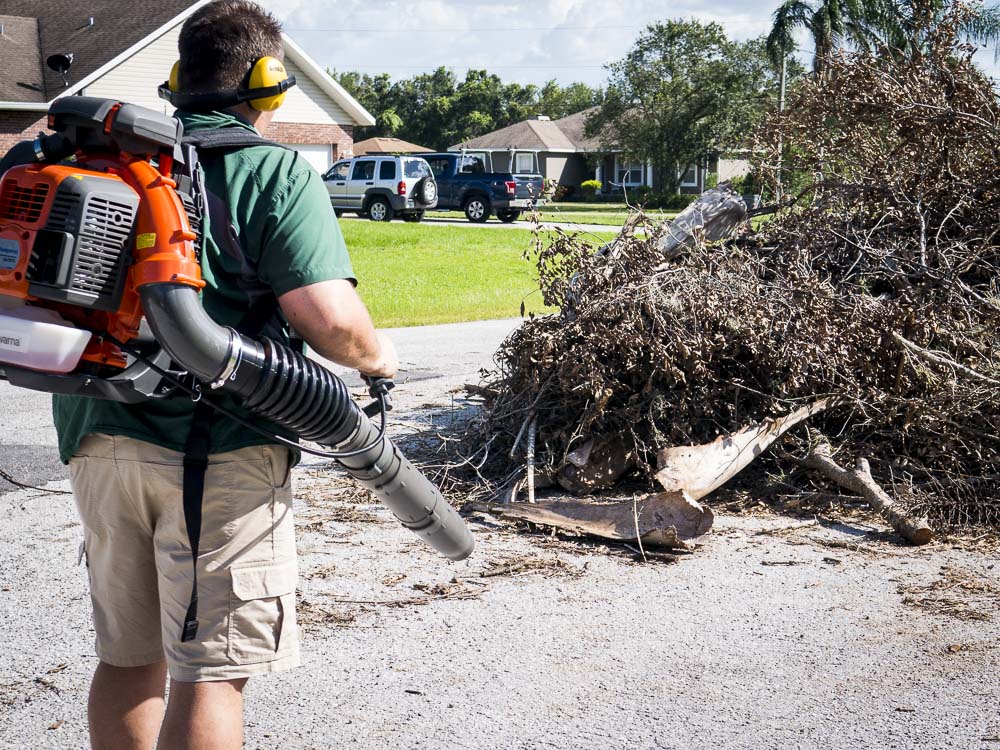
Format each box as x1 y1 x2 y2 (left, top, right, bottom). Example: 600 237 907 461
362 376 395 417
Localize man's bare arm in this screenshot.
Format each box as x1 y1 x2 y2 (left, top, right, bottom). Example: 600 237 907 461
278 279 398 378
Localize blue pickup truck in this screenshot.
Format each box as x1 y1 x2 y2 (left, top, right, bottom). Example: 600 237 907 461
423 152 545 223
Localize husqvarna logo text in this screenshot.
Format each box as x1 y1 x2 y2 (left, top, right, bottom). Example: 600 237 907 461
0 334 22 348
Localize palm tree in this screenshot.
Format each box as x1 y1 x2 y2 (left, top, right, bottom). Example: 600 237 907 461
767 0 1000 78
864 0 1000 60
766 0 871 80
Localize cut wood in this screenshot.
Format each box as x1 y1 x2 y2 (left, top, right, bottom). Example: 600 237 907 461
468 491 713 548
803 442 933 545
656 397 842 500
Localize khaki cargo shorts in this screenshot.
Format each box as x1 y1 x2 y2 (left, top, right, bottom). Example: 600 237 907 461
69 433 299 682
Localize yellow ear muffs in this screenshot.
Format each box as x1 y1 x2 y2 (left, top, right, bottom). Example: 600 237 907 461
157 56 295 111
168 60 182 92
247 57 291 111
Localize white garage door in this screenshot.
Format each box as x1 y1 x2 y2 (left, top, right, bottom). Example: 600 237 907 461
282 143 332 174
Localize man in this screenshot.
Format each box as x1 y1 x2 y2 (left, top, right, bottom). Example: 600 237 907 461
53 2 397 747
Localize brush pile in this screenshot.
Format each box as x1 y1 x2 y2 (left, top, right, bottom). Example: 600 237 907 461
453 9 1000 528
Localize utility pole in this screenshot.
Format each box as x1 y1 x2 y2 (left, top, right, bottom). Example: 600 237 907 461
776 46 787 201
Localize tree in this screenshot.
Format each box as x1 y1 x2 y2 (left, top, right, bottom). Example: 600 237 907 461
588 20 775 194
766 0 1000 78
330 67 602 151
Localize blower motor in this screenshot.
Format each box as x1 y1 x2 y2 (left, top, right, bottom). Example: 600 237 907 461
0 97 474 562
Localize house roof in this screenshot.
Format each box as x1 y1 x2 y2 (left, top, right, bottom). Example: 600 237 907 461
450 106 614 153
2 0 197 103
0 1 375 126
353 136 433 155
0 16 45 102
552 107 608 151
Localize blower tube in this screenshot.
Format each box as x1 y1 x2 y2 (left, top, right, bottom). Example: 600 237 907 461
140 283 475 561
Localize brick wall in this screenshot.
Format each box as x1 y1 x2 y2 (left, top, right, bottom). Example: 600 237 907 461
0 112 49 155
267 122 353 159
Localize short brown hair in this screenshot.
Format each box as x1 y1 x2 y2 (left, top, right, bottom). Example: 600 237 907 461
178 0 283 93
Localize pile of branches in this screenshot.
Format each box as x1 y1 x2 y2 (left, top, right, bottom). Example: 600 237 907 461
452 8 1000 527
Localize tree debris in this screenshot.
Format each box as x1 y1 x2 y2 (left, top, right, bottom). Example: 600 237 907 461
803 442 933 545
468 491 713 548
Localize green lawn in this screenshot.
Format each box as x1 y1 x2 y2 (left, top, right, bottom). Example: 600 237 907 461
341 221 617 327
429 202 680 227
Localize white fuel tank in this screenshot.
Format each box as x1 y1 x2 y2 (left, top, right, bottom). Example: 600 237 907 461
0 300 91 374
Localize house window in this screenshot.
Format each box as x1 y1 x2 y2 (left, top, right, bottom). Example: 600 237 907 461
514 152 536 174
680 163 698 187
616 158 644 187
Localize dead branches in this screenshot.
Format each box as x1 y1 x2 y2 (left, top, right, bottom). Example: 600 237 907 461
803 443 933 545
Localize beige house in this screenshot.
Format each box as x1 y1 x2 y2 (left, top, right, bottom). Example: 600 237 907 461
453 108 749 196
0 0 374 172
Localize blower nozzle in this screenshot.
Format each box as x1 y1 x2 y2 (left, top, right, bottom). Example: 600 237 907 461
140 284 475 561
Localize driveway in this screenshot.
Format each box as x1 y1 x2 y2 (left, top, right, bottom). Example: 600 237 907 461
1 318 998 749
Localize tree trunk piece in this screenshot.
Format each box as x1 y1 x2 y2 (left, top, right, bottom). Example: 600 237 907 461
803 443 933 545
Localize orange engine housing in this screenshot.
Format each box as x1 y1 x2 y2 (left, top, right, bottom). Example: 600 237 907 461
0 152 204 371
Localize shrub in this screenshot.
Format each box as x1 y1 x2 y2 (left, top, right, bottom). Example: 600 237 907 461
658 192 698 210
705 172 719 190
580 179 602 200
626 185 654 206
553 184 576 201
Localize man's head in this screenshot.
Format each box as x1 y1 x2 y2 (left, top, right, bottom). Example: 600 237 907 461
177 0 284 126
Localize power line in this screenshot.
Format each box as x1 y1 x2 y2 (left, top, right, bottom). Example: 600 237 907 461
285 19 774 33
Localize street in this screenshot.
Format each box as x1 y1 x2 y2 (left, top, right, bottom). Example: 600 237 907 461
1 318 998 750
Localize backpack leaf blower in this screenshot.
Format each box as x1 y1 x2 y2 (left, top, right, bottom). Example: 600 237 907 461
0 97 474 562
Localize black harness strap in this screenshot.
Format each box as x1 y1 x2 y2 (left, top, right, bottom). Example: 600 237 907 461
180 292 280 642
178 128 304 642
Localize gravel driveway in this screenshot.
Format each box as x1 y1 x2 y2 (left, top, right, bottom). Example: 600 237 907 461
1 318 997 749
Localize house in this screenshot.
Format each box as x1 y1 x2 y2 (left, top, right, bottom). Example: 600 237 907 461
0 0 375 173
452 107 747 196
351 136 433 156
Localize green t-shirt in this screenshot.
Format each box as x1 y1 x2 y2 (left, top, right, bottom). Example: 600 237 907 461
52 110 355 463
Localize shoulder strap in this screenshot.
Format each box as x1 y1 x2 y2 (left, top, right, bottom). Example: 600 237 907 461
178 293 282 643
182 128 293 152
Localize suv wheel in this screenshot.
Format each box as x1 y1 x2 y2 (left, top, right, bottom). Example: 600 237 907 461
464 196 490 223
497 209 521 223
367 196 394 222
415 177 437 205
402 211 425 222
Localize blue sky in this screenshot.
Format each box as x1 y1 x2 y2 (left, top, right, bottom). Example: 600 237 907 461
264 0 999 87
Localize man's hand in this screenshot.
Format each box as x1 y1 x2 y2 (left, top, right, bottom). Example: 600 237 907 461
278 279 397 378
366 331 399 380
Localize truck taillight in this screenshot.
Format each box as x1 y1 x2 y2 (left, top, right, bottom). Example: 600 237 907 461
397 181 407 196
505 181 516 195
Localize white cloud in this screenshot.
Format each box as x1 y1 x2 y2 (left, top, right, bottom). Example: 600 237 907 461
263 0 1000 87
263 0 778 86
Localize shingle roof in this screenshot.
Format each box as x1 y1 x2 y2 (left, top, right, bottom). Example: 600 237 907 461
451 106 615 153
553 107 610 151
0 16 45 102
1 0 198 101
353 136 433 155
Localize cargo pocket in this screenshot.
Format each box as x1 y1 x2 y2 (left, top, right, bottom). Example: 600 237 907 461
227 561 298 665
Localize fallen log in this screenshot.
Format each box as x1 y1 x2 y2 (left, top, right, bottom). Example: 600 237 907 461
655 397 842 500
802 442 933 545
468 491 713 549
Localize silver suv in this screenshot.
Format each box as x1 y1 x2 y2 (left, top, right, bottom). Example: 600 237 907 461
323 155 438 222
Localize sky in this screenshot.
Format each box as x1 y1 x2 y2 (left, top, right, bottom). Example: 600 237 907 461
262 0 1000 88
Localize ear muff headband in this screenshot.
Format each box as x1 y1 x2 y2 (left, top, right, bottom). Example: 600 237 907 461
157 57 296 112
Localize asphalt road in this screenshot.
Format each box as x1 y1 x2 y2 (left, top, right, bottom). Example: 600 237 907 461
2 318 999 749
